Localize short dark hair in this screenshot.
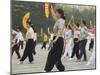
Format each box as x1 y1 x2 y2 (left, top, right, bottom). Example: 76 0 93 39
82 20 86 25
76 22 79 27
17 26 22 31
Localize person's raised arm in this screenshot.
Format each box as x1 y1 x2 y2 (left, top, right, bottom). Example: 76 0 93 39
50 5 57 21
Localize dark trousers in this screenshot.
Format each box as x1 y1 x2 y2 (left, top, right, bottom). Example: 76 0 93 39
71 38 80 59
41 42 47 49
19 41 23 49
32 41 36 55
44 37 65 72
89 39 94 51
12 44 21 58
20 39 34 63
79 39 87 61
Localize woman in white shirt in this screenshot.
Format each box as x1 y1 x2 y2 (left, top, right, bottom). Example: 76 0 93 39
19 22 35 64
62 25 73 58
12 27 24 59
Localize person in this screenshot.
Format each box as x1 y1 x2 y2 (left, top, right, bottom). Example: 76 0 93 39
86 27 96 65
70 23 80 60
88 28 95 51
19 21 35 64
62 25 73 59
12 27 24 59
79 21 88 61
41 33 48 50
44 5 65 72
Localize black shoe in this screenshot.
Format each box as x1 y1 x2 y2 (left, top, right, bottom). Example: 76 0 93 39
83 59 87 61
17 57 21 59
33 51 36 55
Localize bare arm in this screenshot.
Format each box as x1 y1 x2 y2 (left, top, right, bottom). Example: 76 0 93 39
51 5 57 21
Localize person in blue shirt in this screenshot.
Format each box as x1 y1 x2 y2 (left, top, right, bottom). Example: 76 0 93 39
79 21 88 61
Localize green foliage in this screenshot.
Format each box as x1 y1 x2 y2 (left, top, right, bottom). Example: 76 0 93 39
11 1 96 42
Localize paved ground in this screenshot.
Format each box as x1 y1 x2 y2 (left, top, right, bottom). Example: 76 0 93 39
11 43 96 74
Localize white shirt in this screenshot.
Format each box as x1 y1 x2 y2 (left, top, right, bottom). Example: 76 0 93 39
13 32 24 44
26 27 34 40
64 30 72 40
12 30 17 35
33 33 37 41
74 30 80 38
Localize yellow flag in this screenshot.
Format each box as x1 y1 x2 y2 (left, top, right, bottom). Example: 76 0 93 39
45 3 50 18
22 12 30 30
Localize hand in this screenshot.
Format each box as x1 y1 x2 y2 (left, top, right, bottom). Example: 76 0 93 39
16 44 19 47
53 39 56 43
50 4 53 9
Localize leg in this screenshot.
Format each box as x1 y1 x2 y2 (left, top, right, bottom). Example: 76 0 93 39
44 50 55 72
83 39 87 61
41 42 45 49
71 45 76 58
43 42 46 49
15 49 21 58
44 42 47 49
21 41 23 49
62 41 68 58
79 40 84 59
28 53 34 63
79 39 87 60
83 50 87 61
32 42 36 55
20 50 28 62
68 40 72 57
56 60 65 71
12 45 16 56
89 39 94 51
75 42 80 59
44 37 64 72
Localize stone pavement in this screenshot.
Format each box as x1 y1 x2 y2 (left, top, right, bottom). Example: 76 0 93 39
12 44 96 74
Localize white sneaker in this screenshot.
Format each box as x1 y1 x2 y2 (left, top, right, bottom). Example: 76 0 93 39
17 61 23 64
69 58 73 60
86 62 91 65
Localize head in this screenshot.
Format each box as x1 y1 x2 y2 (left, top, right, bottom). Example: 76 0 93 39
81 20 86 27
16 27 21 32
64 24 67 29
67 25 71 30
74 23 79 29
26 19 31 28
55 9 65 20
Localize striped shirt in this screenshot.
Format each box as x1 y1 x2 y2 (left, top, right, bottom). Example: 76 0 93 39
53 18 65 37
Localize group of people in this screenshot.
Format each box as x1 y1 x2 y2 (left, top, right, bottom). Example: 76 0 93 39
12 21 37 64
44 5 95 72
12 4 95 72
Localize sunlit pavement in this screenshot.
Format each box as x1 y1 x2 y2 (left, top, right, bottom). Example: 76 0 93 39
12 43 95 74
